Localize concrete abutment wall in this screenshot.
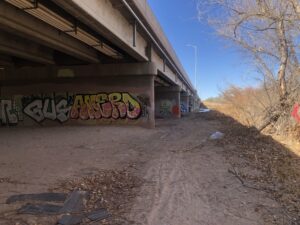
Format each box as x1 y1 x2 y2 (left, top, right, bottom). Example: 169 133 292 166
0 63 156 128
0 63 196 128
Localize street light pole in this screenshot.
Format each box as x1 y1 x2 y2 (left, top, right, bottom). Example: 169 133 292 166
186 44 197 90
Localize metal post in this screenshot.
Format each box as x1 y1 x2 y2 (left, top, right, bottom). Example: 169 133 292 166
186 44 197 91
133 19 137 47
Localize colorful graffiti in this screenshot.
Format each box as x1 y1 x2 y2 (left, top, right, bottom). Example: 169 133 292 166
292 103 300 122
158 100 180 117
0 92 144 126
70 93 141 120
172 105 180 116
159 100 172 117
180 103 188 113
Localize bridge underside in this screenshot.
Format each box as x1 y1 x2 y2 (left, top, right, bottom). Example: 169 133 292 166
0 63 198 128
0 0 198 128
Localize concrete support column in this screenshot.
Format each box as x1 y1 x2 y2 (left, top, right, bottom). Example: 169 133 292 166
146 75 155 128
189 96 199 112
189 95 194 112
180 92 189 114
155 86 181 118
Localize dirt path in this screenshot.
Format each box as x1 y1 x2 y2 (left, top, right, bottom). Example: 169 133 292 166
129 114 278 225
0 113 291 224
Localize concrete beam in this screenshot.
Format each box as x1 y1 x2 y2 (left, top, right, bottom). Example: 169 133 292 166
0 55 13 66
152 48 188 92
0 2 100 63
155 86 181 93
52 0 148 61
129 0 194 90
154 76 170 87
1 62 157 83
0 31 54 65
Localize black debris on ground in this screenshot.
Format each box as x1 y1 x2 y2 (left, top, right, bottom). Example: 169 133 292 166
6 193 67 204
18 203 62 215
87 208 110 221
60 190 89 214
52 169 143 225
58 214 84 225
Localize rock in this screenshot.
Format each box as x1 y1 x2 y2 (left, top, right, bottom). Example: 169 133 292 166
6 193 67 204
18 203 62 215
87 208 110 221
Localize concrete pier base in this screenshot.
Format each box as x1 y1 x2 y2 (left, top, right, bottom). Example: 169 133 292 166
155 86 181 118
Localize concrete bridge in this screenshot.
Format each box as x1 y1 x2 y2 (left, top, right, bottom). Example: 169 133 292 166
0 0 199 128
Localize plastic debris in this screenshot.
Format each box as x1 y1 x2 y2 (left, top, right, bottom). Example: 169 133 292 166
209 131 224 140
199 108 211 113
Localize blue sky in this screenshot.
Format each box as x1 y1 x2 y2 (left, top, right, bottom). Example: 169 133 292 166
147 0 259 99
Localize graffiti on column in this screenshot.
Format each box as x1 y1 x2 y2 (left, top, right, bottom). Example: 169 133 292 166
22 97 72 123
180 103 187 113
70 92 142 120
158 100 180 117
136 94 150 118
0 100 19 125
172 105 180 116
0 92 144 126
159 100 172 116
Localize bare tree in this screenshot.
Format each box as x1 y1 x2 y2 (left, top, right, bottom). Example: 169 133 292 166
197 0 300 102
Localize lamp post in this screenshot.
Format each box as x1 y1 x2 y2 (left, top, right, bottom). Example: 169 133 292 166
186 44 197 90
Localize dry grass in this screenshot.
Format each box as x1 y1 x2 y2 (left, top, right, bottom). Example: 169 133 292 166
204 101 251 126
202 111 300 224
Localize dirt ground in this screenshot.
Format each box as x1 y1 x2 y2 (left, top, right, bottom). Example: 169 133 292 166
0 112 298 224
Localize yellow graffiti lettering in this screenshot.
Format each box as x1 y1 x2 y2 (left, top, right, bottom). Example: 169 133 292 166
122 93 141 119
73 95 84 109
71 92 142 121
96 94 108 104
108 93 122 102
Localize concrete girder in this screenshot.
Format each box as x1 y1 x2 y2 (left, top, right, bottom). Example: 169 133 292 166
0 2 100 63
52 0 148 62
130 0 194 91
1 62 158 83
0 31 55 65
157 68 188 93
154 76 171 87
50 0 196 96
151 48 189 93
